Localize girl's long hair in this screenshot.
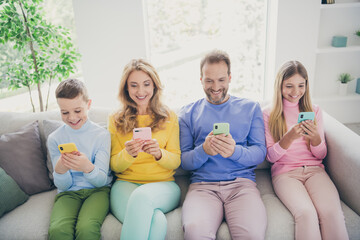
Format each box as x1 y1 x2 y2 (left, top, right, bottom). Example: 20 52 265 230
113 59 169 134
269 61 314 142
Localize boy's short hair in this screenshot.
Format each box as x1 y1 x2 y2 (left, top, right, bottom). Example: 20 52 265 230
55 79 89 101
200 49 231 78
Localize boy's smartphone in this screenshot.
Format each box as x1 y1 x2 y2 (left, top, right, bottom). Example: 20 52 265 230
58 143 78 154
298 112 315 123
133 127 152 141
213 123 230 136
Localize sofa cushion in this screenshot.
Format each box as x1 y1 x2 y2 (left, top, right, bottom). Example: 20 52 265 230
42 120 65 181
0 189 57 240
0 121 53 195
0 167 29 217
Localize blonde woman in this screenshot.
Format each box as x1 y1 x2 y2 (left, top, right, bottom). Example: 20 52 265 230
108 59 181 240
263 61 348 240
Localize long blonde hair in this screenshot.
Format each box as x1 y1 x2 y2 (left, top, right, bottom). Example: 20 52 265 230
113 59 169 134
269 61 314 142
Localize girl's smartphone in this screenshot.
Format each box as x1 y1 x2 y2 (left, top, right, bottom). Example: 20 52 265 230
58 143 78 154
213 123 230 136
298 112 315 123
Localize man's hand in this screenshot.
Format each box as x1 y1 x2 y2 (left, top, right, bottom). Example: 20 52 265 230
203 132 218 156
210 133 236 158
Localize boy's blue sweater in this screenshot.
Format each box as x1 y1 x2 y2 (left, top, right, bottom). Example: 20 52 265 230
47 120 112 192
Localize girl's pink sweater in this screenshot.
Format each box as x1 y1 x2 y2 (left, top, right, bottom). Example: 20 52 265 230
263 99 327 177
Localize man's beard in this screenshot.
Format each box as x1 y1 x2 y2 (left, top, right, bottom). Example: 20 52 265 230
205 88 227 104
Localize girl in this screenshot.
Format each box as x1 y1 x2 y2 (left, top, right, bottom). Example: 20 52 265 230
263 61 348 240
108 59 181 240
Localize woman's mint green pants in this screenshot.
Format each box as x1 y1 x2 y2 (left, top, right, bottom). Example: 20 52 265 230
48 186 110 240
110 180 180 240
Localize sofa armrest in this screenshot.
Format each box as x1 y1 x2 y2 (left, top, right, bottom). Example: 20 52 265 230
323 112 360 215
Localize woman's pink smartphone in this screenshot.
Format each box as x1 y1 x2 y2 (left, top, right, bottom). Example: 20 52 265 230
133 127 152 152
133 127 152 140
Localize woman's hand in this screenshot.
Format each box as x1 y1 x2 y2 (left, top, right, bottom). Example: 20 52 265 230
125 139 144 158
142 139 162 160
300 120 321 146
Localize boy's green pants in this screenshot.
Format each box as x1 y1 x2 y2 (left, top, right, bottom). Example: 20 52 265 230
48 186 110 240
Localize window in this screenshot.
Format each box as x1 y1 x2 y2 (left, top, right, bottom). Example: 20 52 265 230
146 0 267 108
0 0 80 112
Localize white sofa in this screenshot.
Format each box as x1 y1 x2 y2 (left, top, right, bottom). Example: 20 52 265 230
0 108 359 240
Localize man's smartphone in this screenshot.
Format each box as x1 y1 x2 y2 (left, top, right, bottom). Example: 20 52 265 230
213 123 230 136
58 143 78 154
133 127 152 140
297 112 315 123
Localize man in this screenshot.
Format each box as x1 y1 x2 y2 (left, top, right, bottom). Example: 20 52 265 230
178 50 267 240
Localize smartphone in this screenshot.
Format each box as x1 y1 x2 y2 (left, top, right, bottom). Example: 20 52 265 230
58 143 78 154
298 112 315 123
133 127 152 141
213 123 230 136
133 127 152 152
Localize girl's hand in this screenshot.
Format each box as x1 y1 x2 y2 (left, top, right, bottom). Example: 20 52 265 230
210 133 236 158
300 120 321 146
125 139 144 158
279 124 303 149
62 152 94 173
142 139 162 160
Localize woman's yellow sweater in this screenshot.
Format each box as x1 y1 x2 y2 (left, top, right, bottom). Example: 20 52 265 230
108 111 181 183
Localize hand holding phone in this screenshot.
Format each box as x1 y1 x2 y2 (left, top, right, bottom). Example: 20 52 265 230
58 143 78 154
213 123 230 136
298 112 315 123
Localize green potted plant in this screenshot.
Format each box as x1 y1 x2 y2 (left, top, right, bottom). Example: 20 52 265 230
0 0 80 112
338 73 354 96
355 30 360 38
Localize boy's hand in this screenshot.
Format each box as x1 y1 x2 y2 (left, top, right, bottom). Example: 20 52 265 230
210 133 236 158
62 152 94 173
203 132 218 156
142 139 162 160
125 139 144 158
54 156 70 174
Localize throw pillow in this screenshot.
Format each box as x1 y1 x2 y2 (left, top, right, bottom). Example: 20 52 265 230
0 121 53 195
0 167 29 217
42 120 64 181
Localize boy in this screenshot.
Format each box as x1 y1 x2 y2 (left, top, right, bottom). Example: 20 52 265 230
47 79 112 240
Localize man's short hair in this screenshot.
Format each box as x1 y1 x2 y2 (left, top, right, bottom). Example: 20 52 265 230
55 79 89 101
200 50 231 78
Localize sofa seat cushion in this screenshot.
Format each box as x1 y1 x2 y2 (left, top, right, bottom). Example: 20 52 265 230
0 189 57 240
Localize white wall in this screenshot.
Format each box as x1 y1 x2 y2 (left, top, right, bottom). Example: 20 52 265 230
265 0 320 100
72 0 148 109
